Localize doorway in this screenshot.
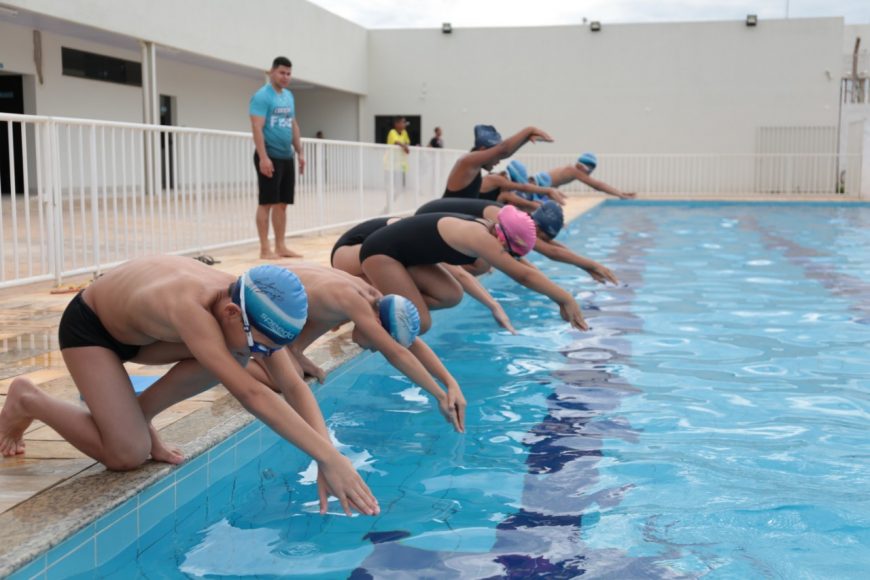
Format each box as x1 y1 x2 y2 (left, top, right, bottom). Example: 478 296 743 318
159 94 175 189
374 115 421 146
0 75 25 194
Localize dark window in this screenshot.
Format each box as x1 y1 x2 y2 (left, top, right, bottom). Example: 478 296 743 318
61 47 142 87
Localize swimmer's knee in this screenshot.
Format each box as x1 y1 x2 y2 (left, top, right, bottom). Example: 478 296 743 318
103 449 149 471
419 312 432 335
103 438 150 471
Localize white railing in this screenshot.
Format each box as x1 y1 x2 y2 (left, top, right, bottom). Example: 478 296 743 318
0 113 864 289
514 153 863 197
0 113 462 288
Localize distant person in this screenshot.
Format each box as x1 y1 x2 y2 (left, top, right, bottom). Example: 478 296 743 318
386 116 411 189
541 153 636 200
315 130 324 139
250 56 306 260
428 127 444 148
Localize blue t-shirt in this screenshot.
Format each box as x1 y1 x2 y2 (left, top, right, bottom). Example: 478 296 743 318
249 83 295 160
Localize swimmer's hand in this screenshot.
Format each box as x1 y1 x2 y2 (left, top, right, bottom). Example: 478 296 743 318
560 301 589 331
317 455 380 516
491 305 517 335
297 353 327 384
528 128 553 144
618 191 637 199
584 262 619 285
546 188 567 205
447 385 467 433
258 156 275 178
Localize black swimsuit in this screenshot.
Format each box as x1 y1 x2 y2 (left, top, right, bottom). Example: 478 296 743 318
359 213 483 267
478 187 502 202
443 171 482 199
58 292 141 361
330 217 391 264
416 198 502 218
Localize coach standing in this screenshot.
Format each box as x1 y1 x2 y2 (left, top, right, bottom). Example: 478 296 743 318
250 56 305 259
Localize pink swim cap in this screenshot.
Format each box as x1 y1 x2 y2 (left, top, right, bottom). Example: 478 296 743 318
495 205 537 257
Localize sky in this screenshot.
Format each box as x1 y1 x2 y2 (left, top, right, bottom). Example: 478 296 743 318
306 0 870 29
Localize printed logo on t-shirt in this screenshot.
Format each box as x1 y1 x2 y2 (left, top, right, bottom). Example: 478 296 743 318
270 106 293 128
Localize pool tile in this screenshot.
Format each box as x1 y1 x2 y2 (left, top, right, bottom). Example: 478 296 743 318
236 431 260 464
95 497 138 531
173 451 208 481
209 433 238 460
138 511 174 555
175 465 208 519
46 523 94 565
208 447 236 485
46 538 95 579
7 555 46 580
139 486 175 538
139 472 175 504
95 508 138 566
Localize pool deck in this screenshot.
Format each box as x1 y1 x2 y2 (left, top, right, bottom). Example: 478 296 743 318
0 196 607 576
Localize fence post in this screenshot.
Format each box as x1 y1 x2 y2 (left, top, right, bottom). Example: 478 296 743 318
414 147 420 207
48 120 64 285
387 148 394 214
195 133 204 252
316 141 325 232
89 125 101 275
358 146 364 220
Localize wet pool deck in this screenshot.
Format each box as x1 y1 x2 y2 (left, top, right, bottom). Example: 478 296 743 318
0 197 605 575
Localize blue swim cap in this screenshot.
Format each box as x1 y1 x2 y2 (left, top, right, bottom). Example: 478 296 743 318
474 125 502 150
533 171 553 188
531 200 564 239
578 152 598 172
506 160 529 184
378 295 420 347
232 265 308 345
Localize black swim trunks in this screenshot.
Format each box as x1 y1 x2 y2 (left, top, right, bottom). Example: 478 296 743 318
58 292 141 361
254 151 296 205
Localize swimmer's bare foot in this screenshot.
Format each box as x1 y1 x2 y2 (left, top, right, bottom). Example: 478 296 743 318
276 247 303 258
148 424 185 465
0 377 36 457
260 250 280 260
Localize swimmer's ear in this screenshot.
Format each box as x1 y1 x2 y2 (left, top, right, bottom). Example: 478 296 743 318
221 302 243 319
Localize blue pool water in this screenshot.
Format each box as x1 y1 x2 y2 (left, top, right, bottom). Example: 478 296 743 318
27 201 870 579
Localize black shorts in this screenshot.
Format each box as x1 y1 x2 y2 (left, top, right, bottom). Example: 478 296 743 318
254 152 296 205
58 292 141 361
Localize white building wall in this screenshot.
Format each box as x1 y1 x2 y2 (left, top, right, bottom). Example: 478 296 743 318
294 88 360 141
1 0 369 95
364 18 843 155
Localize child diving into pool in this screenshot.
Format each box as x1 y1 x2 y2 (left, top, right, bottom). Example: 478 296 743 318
0 256 379 517
247 263 468 432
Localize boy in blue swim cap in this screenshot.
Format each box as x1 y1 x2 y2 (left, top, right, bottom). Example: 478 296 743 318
542 152 636 199
0 256 379 517
474 159 567 212
247 264 467 432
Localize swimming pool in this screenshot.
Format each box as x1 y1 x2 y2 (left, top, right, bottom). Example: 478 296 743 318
15 201 870 578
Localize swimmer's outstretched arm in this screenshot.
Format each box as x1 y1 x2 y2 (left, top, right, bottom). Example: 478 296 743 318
407 338 466 433
443 264 516 334
534 238 619 285
466 233 589 331
172 304 379 516
446 127 553 191
489 174 567 205
350 311 465 433
496 191 541 212
572 168 636 199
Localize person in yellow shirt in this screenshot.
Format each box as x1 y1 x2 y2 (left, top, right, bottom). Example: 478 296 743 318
385 116 411 189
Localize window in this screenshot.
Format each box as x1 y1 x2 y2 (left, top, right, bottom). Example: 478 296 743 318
61 47 142 87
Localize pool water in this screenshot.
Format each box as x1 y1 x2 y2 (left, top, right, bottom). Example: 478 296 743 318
101 202 870 578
